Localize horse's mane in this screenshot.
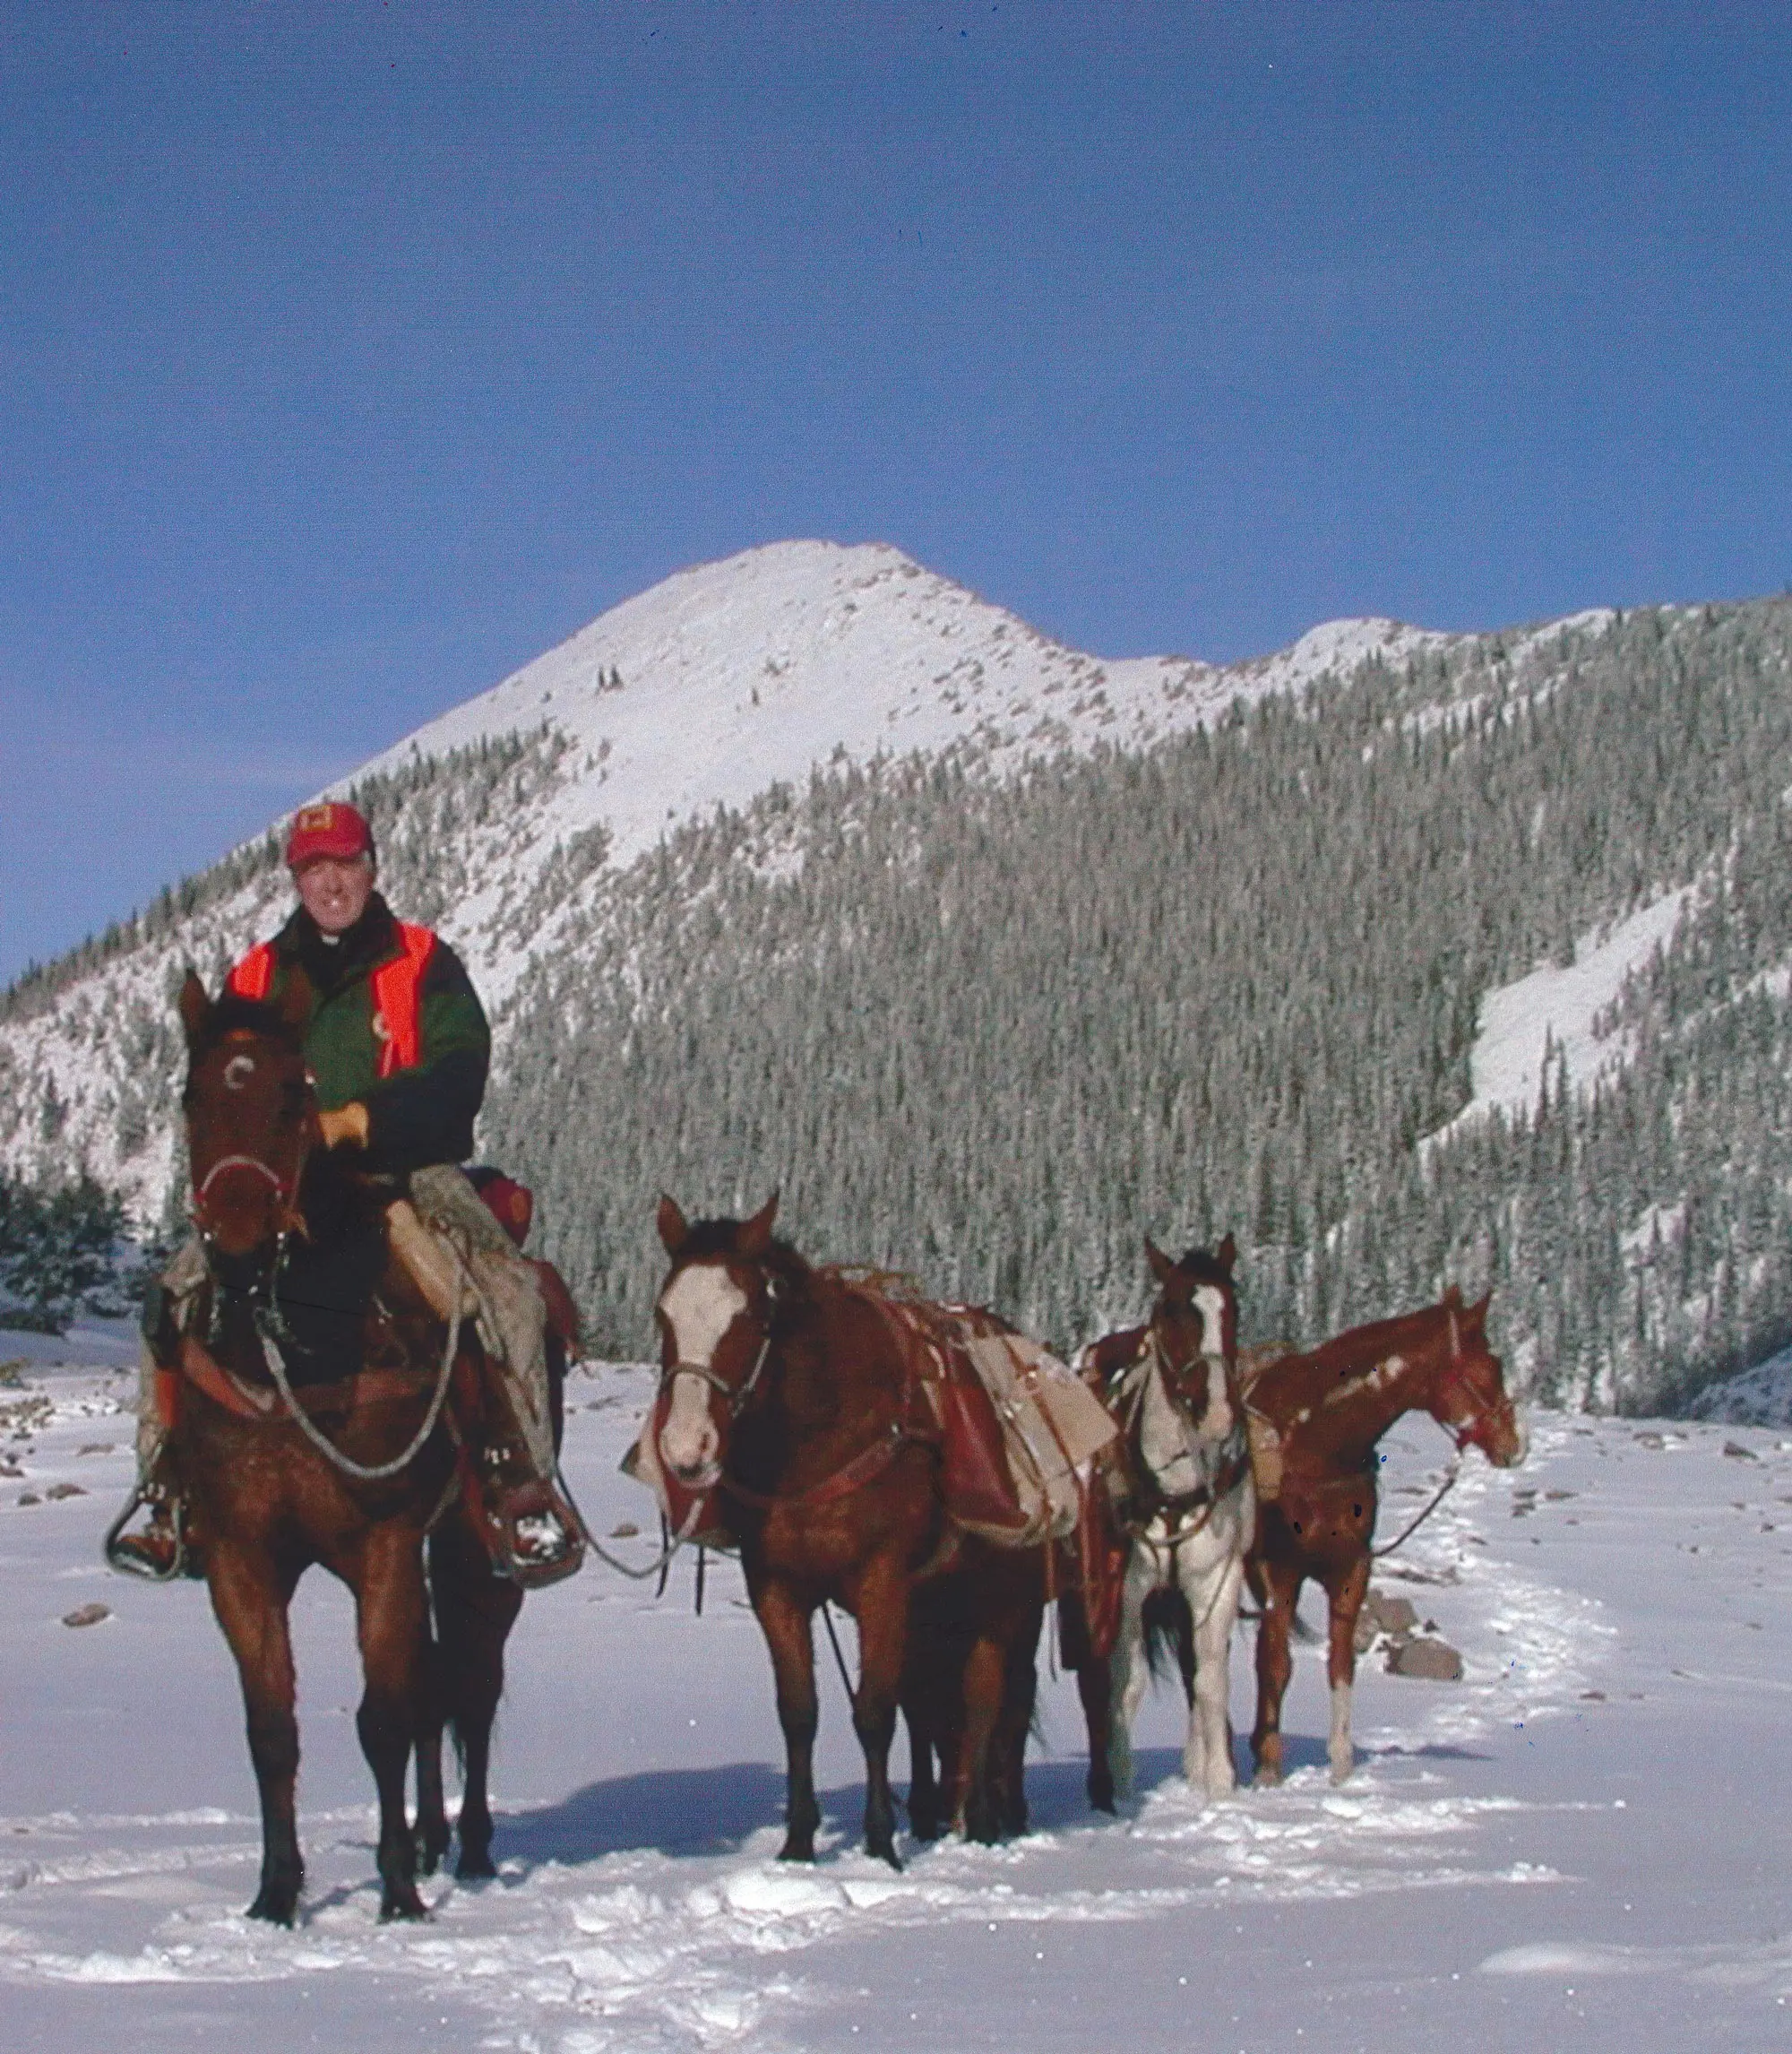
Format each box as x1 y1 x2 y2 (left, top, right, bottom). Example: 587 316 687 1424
676 1221 815 1301
1266 1296 1470 1398
1174 1244 1241 1298
192 990 306 1060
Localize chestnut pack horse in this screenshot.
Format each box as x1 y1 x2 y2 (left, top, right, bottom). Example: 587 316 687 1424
156 971 530 1921
1243 1286 1525 1786
1073 1236 1255 1804
651 1194 1047 1864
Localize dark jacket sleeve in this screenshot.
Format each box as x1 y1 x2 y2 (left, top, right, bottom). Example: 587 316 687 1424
363 940 492 1174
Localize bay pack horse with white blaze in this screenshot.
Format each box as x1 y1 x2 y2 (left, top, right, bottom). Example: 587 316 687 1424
1077 1235 1255 1802
152 971 530 1921
652 1194 1047 1864
1243 1286 1525 1787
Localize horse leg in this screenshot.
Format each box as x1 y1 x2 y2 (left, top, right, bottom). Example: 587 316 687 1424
1250 1557 1301 1787
352 1525 433 1920
1105 1550 1155 1800
850 1558 910 1869
205 1540 305 1925
1322 1553 1370 1785
1076 1652 1116 1813
430 1513 523 1880
1055 1586 1116 1814
752 1575 823 1862
955 1630 1007 1844
995 1586 1042 1837
412 1624 452 1879
902 1692 943 1843
1183 1553 1245 1799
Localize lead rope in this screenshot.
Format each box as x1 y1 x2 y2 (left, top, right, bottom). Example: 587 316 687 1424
1372 1456 1461 1558
820 1601 859 1714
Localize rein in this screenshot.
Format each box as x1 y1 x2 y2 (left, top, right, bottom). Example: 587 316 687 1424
192 1208 460 1485
195 1151 299 1211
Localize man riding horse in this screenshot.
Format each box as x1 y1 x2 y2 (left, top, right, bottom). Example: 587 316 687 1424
112 798 576 1584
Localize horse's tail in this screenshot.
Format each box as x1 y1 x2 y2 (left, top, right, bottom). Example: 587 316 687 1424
1142 1586 1193 1689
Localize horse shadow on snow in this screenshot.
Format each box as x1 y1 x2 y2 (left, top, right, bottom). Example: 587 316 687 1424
461 1728 1495 1885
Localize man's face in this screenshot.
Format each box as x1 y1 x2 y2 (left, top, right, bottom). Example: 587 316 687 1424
294 854 375 935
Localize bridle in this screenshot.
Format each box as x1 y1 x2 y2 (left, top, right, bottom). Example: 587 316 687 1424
657 1265 783 1422
1115 1302 1250 1542
661 1326 777 1418
1431 1305 1511 1454
187 1049 315 1340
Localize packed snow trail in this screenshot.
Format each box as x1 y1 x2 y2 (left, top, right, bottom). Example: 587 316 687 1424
2 1343 1788 2051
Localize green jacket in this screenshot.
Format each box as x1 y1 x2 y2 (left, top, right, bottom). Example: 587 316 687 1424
226 894 490 1177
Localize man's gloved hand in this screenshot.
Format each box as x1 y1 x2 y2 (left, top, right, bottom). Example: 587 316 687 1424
318 1101 371 1150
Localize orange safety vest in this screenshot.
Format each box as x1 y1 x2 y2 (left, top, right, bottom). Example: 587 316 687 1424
226 923 438 1080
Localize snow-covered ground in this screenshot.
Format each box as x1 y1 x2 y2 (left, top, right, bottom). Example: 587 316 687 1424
3 1354 1788 2053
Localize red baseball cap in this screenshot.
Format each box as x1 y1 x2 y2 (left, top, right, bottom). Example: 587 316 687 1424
285 802 374 868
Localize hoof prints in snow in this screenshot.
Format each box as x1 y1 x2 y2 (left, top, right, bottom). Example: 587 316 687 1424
0 1786 1566 2050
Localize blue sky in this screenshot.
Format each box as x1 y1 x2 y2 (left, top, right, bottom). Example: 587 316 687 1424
4 2 1789 984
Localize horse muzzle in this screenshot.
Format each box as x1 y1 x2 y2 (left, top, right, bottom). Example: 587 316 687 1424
658 1367 725 1486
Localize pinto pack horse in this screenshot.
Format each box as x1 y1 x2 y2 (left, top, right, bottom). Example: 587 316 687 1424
155 971 530 1921
652 1194 1049 1864
1243 1286 1525 1787
1075 1235 1256 1803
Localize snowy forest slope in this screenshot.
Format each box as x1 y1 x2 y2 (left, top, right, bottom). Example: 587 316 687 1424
5 544 1791 1413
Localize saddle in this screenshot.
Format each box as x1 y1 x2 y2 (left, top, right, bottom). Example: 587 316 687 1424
855 1291 1116 1548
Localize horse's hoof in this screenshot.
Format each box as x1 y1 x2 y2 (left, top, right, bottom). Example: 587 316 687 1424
455 1848 498 1883
1252 1765 1283 1789
380 1885 431 1922
414 1828 450 1878
776 1835 815 1863
867 1835 904 1873
246 1885 299 1927
909 1814 943 1843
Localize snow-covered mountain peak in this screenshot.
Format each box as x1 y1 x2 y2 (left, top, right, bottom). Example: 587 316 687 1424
0 537 1612 1224
349 538 1240 889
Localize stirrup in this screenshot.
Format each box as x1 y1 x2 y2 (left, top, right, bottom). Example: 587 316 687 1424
487 1477 584 1590
104 1487 192 1583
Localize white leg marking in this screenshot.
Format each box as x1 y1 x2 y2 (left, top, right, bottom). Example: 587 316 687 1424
1107 1548 1163 1799
1328 1678 1355 1785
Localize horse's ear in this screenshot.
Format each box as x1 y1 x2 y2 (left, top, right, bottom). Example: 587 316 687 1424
1216 1231 1238 1275
657 1194 690 1256
275 964 314 1036
177 970 211 1047
739 1189 780 1258
1470 1289 1493 1325
1144 1236 1176 1285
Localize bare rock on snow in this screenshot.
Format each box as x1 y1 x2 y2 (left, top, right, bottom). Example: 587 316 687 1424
1388 1635 1463 1681
60 1602 110 1628
1354 1588 1420 1650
